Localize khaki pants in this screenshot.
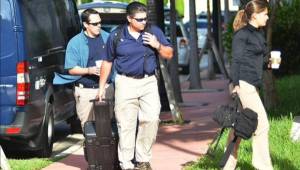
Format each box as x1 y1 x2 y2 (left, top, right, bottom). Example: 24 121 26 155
224 80 273 170
114 74 161 170
74 84 114 129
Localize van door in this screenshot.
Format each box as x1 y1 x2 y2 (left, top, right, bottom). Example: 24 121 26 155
0 0 19 125
20 0 78 122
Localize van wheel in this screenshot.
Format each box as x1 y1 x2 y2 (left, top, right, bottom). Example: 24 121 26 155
37 103 54 158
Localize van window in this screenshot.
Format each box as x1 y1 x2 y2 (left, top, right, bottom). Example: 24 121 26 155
0 0 15 59
53 0 80 43
20 0 64 57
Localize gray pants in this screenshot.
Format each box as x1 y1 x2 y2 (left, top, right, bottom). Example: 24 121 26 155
114 74 161 170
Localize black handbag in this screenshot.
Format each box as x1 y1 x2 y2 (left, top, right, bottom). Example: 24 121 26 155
234 108 258 139
211 94 258 168
212 96 239 128
212 94 258 139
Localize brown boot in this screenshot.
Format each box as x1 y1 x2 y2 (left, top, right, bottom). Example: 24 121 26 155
136 162 152 170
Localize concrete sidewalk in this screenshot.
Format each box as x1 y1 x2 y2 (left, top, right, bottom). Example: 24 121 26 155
43 77 230 170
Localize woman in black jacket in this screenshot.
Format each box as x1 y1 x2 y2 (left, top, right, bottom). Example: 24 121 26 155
224 0 273 170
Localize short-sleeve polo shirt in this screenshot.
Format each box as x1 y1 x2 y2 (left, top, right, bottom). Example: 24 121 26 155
104 24 171 77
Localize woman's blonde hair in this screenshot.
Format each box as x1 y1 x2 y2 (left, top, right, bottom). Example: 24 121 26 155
233 0 269 32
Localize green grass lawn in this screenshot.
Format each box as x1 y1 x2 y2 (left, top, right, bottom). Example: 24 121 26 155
9 158 55 170
185 75 300 170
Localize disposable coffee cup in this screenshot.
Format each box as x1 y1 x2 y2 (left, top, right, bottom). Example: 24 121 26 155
95 60 103 75
95 60 103 68
270 51 281 69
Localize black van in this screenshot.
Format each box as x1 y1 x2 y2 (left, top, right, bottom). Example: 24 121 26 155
0 0 81 157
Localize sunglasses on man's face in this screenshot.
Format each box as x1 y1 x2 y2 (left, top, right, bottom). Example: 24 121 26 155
133 17 147 22
88 21 101 26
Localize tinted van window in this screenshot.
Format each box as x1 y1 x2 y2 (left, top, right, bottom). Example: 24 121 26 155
53 0 80 43
0 0 17 76
0 0 15 57
20 0 64 57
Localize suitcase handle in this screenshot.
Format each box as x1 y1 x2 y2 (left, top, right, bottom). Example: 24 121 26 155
89 98 112 103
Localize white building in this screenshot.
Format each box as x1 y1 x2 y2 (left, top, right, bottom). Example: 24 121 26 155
182 0 240 23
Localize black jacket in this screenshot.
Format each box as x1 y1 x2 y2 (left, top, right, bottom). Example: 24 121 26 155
230 24 269 87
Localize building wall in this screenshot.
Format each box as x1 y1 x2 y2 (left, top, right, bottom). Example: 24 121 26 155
182 0 239 23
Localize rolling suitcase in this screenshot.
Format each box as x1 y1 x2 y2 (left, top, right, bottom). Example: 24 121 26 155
83 99 119 170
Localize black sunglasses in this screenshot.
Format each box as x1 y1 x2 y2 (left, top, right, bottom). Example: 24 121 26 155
88 21 101 26
133 17 147 22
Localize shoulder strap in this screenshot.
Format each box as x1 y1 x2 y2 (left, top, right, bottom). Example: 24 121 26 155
112 25 125 59
207 127 226 157
219 135 238 168
101 29 110 43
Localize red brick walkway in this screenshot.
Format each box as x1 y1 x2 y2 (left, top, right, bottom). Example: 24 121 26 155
43 78 230 170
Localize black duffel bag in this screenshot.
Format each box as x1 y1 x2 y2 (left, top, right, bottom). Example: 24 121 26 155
212 96 239 128
234 107 258 139
212 94 259 168
212 94 258 139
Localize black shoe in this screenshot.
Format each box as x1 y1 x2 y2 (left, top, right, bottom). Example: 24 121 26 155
136 162 152 170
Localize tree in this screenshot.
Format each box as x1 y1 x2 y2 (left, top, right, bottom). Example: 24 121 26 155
168 0 183 102
189 0 202 89
263 0 282 109
102 0 185 18
147 0 184 124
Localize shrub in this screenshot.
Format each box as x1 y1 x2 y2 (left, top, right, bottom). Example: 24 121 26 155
272 0 300 75
223 0 300 75
222 17 235 63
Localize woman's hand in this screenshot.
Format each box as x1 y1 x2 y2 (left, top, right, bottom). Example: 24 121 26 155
232 86 240 94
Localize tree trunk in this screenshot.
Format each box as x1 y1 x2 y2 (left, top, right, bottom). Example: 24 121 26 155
147 0 184 123
263 0 281 109
169 0 183 102
189 0 202 89
224 0 230 24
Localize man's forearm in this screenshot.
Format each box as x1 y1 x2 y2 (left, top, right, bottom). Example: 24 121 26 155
68 66 89 75
157 45 173 60
99 61 113 88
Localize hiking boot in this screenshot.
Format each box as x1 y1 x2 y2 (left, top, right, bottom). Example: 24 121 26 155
123 166 140 170
136 162 152 170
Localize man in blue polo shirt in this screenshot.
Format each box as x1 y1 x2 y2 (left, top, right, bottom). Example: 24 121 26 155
98 2 173 170
53 9 110 129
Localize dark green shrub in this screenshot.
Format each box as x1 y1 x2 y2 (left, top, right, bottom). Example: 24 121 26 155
222 17 235 63
81 0 93 3
272 0 300 75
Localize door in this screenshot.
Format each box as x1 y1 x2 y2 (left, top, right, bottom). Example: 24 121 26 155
0 0 18 125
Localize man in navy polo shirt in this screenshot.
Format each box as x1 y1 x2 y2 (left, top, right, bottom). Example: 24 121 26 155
98 2 173 170
54 9 110 129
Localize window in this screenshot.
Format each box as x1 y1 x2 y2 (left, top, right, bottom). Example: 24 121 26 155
0 0 15 58
20 0 64 57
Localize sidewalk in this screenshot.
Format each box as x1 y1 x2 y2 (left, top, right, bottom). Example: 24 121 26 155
43 77 230 170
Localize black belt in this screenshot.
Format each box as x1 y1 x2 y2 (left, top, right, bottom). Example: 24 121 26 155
74 82 99 88
118 72 155 79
